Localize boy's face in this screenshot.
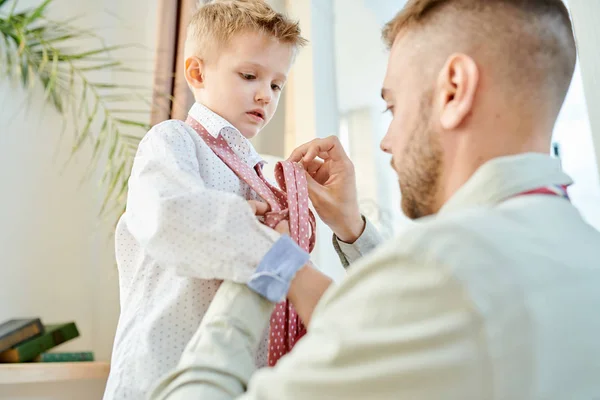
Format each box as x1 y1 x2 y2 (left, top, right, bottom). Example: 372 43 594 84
190 31 295 139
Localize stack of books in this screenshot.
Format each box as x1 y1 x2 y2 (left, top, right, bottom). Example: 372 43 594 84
0 318 93 363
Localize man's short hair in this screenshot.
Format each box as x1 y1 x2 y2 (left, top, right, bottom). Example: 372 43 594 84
382 0 577 108
185 0 307 61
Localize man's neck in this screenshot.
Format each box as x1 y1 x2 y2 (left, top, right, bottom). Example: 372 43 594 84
437 130 552 212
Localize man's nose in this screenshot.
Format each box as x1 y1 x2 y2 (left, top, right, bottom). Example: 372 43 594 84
380 132 392 154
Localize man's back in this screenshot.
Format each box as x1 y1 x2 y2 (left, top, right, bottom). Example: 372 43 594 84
290 191 600 399
421 195 600 398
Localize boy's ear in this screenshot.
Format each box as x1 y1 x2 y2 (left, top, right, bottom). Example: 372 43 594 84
184 56 205 89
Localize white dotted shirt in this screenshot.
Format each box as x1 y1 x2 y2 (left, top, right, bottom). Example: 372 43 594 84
103 103 279 400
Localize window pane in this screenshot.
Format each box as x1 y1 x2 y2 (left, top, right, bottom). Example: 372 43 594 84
552 62 600 229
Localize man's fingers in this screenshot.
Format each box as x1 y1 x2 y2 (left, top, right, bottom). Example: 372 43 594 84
248 200 269 216
288 144 309 163
287 136 347 164
304 159 332 185
304 172 327 205
313 163 332 184
303 159 324 175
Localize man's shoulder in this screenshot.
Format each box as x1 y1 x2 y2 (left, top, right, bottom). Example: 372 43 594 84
391 206 540 258
367 206 599 312
315 209 526 328
376 209 495 262
312 216 480 334
394 203 597 267
337 208 535 300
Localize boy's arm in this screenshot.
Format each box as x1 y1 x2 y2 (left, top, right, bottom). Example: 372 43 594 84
125 121 306 282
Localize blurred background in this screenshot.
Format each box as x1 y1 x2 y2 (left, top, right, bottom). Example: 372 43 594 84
0 0 598 398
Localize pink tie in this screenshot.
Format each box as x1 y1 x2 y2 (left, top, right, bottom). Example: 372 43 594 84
186 117 316 366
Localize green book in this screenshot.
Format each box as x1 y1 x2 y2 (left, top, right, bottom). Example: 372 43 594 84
35 351 94 362
0 322 79 363
0 318 44 353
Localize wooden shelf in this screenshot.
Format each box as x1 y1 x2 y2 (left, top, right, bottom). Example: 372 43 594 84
0 362 110 384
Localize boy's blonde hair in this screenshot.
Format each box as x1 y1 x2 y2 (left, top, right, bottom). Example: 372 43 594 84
185 0 307 61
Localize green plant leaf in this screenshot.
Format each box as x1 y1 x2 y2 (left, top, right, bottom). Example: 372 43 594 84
72 99 99 152
6 0 19 18
79 61 120 71
23 0 52 25
1 0 161 221
0 0 12 10
114 118 150 129
102 161 125 210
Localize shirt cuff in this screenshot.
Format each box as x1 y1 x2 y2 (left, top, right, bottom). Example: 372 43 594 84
333 217 382 266
247 235 310 302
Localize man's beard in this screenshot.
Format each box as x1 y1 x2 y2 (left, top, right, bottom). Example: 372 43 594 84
396 96 443 220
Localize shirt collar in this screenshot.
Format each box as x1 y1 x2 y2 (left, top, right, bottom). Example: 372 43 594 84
439 153 573 216
188 102 264 169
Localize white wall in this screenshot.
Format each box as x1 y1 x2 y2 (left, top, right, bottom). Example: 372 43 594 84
568 0 600 177
563 0 600 229
333 0 388 114
333 0 408 231
552 63 600 230
0 0 157 398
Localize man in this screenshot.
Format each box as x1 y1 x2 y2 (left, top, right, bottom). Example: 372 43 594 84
151 0 600 399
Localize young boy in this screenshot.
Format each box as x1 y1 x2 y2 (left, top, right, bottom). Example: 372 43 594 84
103 1 310 398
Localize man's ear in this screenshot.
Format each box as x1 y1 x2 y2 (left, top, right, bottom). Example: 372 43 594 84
184 56 205 89
436 53 479 130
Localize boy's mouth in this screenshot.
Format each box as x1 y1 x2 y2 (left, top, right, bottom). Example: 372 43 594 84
247 109 265 121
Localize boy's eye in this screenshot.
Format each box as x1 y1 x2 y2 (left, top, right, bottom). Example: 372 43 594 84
271 84 282 91
240 73 256 80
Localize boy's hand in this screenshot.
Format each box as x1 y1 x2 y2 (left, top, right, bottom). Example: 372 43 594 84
248 200 290 236
287 136 365 243
248 199 269 216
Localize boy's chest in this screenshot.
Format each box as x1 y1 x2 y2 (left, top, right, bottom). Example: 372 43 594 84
196 145 264 201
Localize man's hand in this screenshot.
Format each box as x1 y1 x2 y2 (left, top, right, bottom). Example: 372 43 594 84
248 200 290 235
288 136 365 243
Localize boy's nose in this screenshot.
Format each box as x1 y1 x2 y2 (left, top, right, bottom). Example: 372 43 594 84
255 88 272 104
